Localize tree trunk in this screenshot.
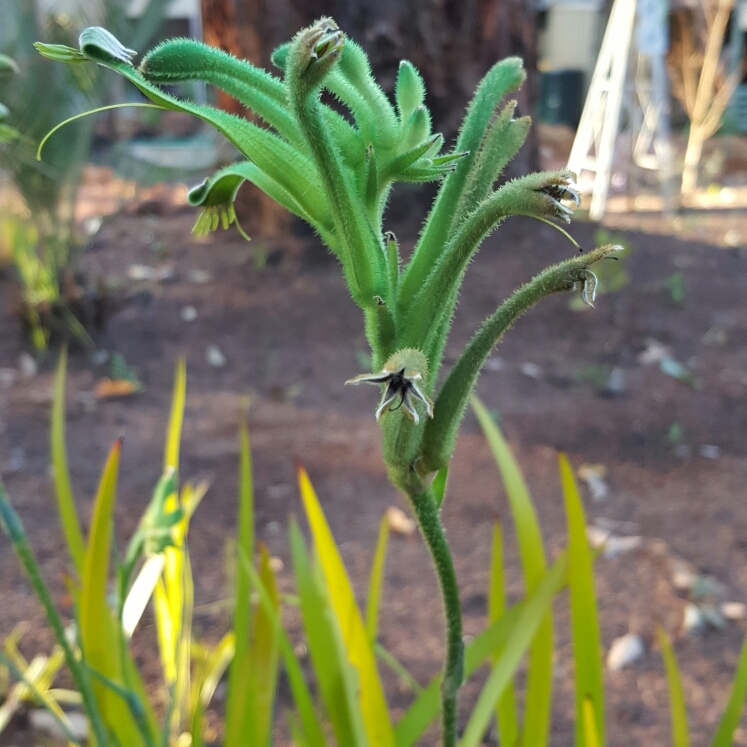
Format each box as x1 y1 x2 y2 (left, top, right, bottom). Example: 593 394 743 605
201 0 290 237
234 0 539 174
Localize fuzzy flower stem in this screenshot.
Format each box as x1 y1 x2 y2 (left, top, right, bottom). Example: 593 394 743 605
419 244 621 474
285 20 384 309
407 484 463 747
398 171 578 350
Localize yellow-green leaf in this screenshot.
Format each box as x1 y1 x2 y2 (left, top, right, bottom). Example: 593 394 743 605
246 544 281 744
658 626 690 747
366 512 390 643
239 547 325 747
489 522 517 747
560 453 604 746
710 633 747 747
51 347 85 575
472 395 552 747
80 439 144 745
583 697 602 747
164 359 186 473
297 465 394 747
460 556 568 747
289 519 369 747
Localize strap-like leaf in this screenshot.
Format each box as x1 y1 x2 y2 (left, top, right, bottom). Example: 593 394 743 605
297 466 395 747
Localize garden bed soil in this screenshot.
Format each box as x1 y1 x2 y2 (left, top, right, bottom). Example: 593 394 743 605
2 201 747 745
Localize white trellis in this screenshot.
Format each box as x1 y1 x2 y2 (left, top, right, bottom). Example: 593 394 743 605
568 0 673 219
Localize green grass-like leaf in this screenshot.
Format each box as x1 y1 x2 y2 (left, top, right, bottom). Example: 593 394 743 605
658 626 691 747
0 484 109 745
560 453 604 746
80 439 153 745
710 634 747 746
489 522 518 747
366 512 390 643
289 518 369 747
297 465 394 747
244 545 281 743
395 552 568 747
51 347 86 576
472 395 553 746
225 416 255 745
460 556 568 747
239 548 326 747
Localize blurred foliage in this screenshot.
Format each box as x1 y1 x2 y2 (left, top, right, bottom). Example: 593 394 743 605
662 271 687 306
0 0 171 348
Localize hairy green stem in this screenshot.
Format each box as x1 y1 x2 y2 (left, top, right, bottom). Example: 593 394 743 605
420 244 621 473
407 485 463 747
399 174 572 350
286 24 385 308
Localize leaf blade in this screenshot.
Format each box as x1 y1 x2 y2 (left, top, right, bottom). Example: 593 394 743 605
51 347 85 575
560 453 604 747
365 512 390 643
472 396 553 747
289 519 369 747
460 557 567 747
297 466 394 747
164 358 186 473
489 522 518 747
658 626 691 747
710 634 747 747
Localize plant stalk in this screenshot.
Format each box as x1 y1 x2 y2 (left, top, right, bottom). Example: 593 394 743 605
407 485 463 747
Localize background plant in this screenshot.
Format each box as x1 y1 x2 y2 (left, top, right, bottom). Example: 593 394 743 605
0 0 171 348
667 0 742 195
4 362 747 746
35 17 620 743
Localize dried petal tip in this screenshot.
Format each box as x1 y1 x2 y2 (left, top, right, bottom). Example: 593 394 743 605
579 270 598 307
346 348 434 425
530 170 580 224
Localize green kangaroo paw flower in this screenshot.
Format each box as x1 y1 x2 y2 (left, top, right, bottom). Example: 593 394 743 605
79 26 137 64
331 39 399 151
286 18 387 307
270 40 364 167
47 27 329 230
140 39 302 146
381 133 442 182
397 164 457 184
455 103 530 222
346 348 433 425
187 162 334 243
395 60 426 125
402 105 431 149
398 169 582 352
400 57 526 309
418 245 622 473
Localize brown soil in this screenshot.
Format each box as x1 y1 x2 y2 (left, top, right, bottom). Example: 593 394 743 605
2 198 747 745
